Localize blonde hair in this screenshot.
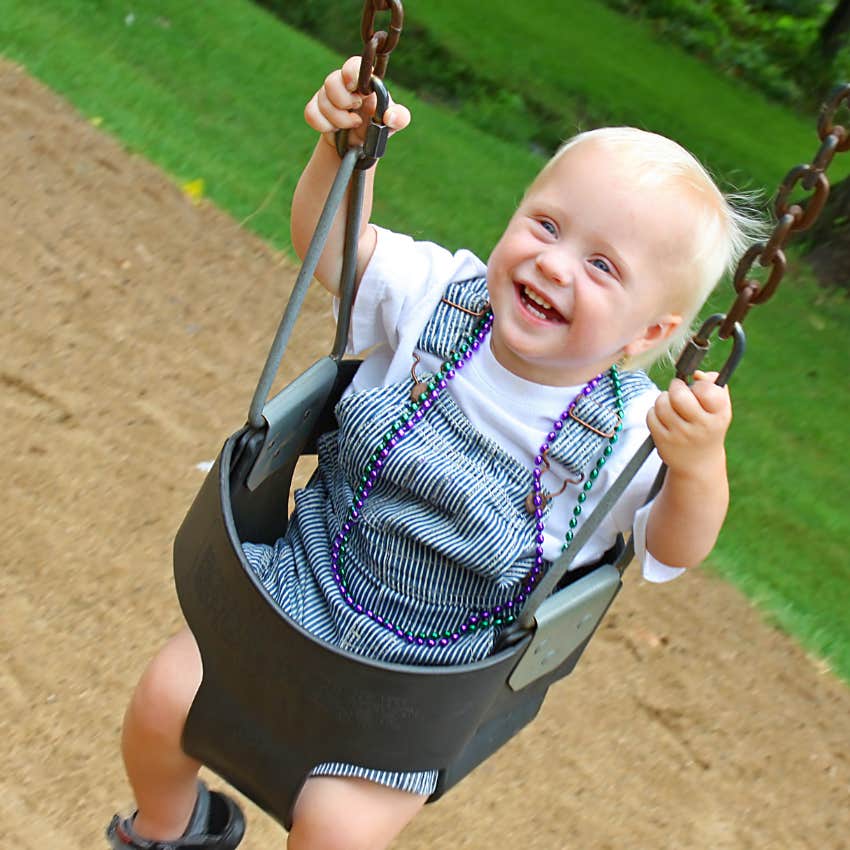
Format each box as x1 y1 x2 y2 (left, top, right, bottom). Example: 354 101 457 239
538 127 768 369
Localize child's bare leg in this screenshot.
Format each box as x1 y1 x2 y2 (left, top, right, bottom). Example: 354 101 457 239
289 776 426 850
120 625 203 840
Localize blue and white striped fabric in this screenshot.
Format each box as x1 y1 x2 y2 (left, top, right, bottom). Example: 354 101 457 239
242 276 652 795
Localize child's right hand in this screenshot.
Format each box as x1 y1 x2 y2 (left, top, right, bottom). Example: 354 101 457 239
304 56 411 149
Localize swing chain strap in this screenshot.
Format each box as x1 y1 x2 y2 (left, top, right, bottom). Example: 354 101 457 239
247 148 361 427
336 77 393 171
717 83 850 340
516 316 746 628
357 0 404 94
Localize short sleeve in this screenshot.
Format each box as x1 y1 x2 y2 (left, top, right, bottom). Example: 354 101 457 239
632 499 687 583
347 226 487 357
337 226 487 391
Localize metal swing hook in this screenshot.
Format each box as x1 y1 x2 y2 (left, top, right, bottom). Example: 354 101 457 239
674 313 746 389
335 76 392 171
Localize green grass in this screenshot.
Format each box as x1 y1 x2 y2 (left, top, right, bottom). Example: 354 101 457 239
3 0 849 681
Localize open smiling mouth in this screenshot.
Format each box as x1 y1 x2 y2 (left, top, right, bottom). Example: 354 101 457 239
517 284 567 323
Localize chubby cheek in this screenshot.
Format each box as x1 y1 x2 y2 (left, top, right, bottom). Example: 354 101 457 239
485 243 508 285
486 262 513 314
488 283 508 326
487 226 528 273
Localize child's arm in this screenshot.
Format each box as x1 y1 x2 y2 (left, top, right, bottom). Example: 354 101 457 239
292 56 411 295
644 371 733 568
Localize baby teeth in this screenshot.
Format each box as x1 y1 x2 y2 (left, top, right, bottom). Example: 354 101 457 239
524 286 552 310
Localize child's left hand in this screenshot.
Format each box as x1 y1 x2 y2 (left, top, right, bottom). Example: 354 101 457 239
646 370 732 474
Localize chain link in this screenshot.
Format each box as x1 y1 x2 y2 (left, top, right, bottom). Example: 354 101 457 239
818 84 850 152
356 0 404 94
713 83 850 341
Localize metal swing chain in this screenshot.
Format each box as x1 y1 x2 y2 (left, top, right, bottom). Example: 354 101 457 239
247 2 404 427
337 0 404 170
682 83 850 363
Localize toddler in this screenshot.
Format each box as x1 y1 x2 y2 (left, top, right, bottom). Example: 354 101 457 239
107 56 763 850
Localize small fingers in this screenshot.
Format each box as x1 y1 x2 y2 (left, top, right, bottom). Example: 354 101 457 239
645 405 667 441
690 371 732 416
653 378 719 431
655 379 702 427
304 59 372 136
341 55 365 92
383 103 411 134
669 377 705 420
317 86 363 128
323 69 364 111
304 91 361 135
306 58 412 146
650 390 673 432
340 55 411 131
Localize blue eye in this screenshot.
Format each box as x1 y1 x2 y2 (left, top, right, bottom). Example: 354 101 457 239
538 219 557 236
590 257 612 274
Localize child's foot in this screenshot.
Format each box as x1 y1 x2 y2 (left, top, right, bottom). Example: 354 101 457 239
106 781 245 849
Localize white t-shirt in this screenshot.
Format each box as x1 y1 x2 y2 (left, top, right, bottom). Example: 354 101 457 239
340 226 684 583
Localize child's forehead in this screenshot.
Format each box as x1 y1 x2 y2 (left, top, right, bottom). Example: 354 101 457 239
530 143 705 227
536 141 650 191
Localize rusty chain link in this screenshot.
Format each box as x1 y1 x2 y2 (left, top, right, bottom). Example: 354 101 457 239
714 83 850 341
356 0 404 95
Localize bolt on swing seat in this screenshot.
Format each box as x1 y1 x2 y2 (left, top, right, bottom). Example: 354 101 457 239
172 90 721 831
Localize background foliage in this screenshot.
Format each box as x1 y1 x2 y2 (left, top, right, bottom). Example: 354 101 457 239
604 0 849 110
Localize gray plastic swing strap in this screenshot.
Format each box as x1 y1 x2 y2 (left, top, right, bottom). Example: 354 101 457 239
333 168 367 361
248 146 362 428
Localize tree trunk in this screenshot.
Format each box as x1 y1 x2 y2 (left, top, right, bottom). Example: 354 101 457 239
816 0 850 62
803 174 850 288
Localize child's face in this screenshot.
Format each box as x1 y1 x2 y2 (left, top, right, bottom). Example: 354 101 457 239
486 142 688 386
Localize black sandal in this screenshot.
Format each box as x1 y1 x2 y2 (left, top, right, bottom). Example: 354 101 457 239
106 781 245 849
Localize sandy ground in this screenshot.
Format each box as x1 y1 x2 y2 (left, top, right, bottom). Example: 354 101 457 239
2 60 849 850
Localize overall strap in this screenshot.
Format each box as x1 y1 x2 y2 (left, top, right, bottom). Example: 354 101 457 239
416 277 491 359
546 370 653 477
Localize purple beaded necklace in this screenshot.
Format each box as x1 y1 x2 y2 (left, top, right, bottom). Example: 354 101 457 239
329 309 624 648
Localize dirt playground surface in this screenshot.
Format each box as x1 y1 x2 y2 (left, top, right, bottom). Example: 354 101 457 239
2 61 849 850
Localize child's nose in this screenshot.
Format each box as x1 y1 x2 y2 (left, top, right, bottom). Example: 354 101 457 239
535 247 572 286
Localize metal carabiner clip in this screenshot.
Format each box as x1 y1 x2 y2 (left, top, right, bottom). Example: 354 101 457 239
335 76 391 171
674 313 746 388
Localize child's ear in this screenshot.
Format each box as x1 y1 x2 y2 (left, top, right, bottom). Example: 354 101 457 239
622 313 683 358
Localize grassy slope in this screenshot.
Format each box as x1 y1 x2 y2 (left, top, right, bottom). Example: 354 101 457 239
2 0 849 679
